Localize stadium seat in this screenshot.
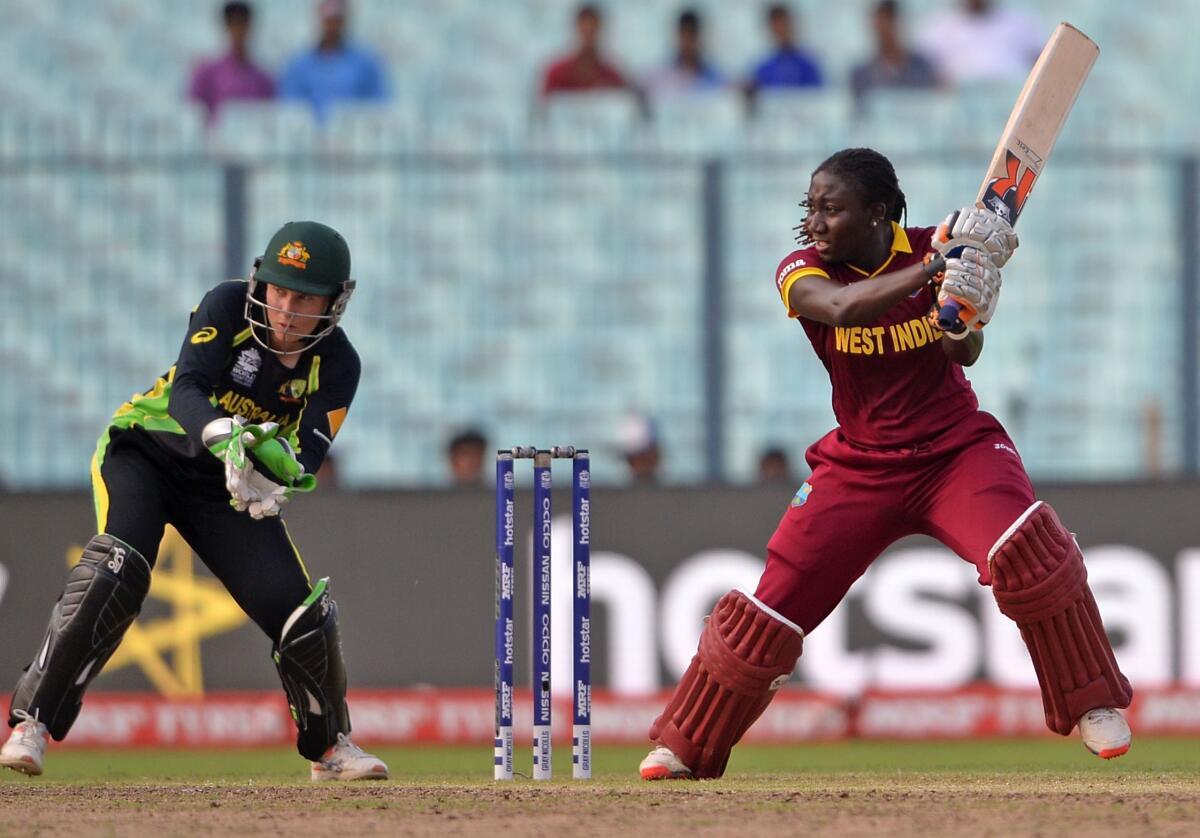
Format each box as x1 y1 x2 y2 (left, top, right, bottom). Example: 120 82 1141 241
210 102 319 159
0 1 1195 486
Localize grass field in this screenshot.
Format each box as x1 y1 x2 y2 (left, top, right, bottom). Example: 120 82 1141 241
2 739 1198 836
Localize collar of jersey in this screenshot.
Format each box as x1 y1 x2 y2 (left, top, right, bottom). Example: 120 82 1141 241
847 222 912 278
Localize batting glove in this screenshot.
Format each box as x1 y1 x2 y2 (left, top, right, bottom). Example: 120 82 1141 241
934 206 1019 268
938 247 1002 337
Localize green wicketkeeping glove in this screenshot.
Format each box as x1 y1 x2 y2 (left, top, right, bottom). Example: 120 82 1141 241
202 416 249 469
242 423 318 492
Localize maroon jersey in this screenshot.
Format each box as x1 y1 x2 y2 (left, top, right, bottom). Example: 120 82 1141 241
774 223 979 449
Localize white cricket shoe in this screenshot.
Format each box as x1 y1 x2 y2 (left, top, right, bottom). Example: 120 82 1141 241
1078 707 1131 759
639 745 693 780
0 710 48 776
310 733 388 781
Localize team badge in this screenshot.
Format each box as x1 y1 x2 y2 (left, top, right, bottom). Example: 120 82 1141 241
278 378 308 403
276 240 311 270
190 326 218 344
790 481 813 508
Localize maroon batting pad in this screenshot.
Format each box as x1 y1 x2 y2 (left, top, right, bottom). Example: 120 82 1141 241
649 590 804 778
990 502 1133 735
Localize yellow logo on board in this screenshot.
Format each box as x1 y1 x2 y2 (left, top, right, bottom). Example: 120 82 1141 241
190 326 218 344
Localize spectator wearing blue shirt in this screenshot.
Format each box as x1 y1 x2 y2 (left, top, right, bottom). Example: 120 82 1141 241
279 0 387 122
644 9 724 95
747 4 823 97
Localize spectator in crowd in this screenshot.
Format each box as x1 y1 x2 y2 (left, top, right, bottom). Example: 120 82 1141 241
279 0 388 122
618 413 662 484
850 1 939 107
446 428 489 488
541 4 629 96
644 9 724 95
746 4 823 99
757 446 793 483
917 0 1045 86
188 2 274 124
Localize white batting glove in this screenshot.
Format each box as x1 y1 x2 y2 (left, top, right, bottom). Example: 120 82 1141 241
934 206 1019 268
939 247 1002 335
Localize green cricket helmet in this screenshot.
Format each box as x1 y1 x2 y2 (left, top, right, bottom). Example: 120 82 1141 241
245 220 356 356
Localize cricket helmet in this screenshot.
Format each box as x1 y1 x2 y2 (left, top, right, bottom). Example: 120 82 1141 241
245 220 356 356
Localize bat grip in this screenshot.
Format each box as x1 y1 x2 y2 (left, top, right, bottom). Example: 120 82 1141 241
937 300 966 334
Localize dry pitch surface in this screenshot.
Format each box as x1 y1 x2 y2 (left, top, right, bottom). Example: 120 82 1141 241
1 740 1198 836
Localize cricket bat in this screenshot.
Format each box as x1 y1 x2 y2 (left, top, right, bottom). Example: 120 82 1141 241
937 22 1099 333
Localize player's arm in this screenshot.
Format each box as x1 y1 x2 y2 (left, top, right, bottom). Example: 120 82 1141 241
168 285 240 443
289 343 361 476
941 329 984 366
787 257 944 327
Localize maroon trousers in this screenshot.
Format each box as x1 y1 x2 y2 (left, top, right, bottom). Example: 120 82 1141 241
755 411 1035 634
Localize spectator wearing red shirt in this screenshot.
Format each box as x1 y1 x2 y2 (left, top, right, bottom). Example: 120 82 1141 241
541 4 628 95
188 2 274 124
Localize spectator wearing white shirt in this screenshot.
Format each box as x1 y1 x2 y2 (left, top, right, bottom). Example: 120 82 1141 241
917 0 1045 86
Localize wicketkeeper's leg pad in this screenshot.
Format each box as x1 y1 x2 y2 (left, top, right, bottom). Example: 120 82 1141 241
9 534 152 740
649 589 804 779
273 577 351 760
989 501 1133 735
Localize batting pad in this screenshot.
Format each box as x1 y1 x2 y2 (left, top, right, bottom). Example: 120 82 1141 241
989 502 1133 735
649 590 804 778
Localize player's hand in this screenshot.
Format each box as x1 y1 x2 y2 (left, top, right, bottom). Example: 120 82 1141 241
938 248 1002 337
203 416 248 468
227 465 291 519
934 207 1018 268
203 418 316 519
242 423 317 493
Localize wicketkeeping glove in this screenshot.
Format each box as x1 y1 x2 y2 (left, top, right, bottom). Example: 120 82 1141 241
203 416 251 471
202 418 317 519
240 422 317 492
934 206 1018 268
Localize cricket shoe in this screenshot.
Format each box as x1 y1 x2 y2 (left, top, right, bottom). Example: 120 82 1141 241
310 733 389 781
639 745 693 780
1078 707 1131 759
0 710 48 776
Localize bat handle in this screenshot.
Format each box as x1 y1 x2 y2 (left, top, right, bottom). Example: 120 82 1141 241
936 300 966 334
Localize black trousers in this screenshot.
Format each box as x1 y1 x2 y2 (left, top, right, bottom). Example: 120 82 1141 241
92 427 312 640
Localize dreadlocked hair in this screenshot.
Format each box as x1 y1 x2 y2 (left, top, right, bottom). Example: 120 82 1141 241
795 148 907 246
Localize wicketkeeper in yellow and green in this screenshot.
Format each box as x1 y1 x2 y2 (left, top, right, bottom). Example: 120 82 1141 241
1 221 388 781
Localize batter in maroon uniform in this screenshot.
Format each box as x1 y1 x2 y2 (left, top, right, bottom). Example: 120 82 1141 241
640 148 1133 781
